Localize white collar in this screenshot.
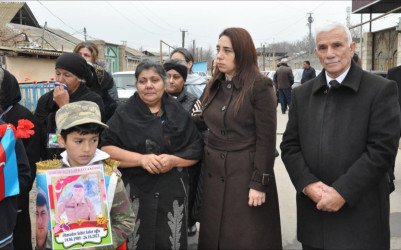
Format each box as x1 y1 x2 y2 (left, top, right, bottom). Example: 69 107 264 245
61 148 110 167
325 66 351 87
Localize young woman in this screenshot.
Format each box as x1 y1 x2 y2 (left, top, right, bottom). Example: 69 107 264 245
74 42 118 120
196 27 282 249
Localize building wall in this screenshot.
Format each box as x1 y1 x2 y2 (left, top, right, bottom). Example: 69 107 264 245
5 56 56 83
373 28 398 71
362 32 373 70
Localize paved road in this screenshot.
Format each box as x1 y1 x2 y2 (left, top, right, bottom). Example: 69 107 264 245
30 106 401 249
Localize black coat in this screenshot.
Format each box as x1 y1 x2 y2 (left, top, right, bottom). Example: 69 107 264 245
300 66 316 84
0 121 30 247
281 61 400 249
387 65 401 118
34 83 104 160
0 69 40 191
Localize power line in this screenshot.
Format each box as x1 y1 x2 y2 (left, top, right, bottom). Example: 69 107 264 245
36 1 82 35
132 2 177 33
139 2 178 31
105 1 167 37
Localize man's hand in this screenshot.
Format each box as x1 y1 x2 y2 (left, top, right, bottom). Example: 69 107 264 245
304 181 328 203
248 189 266 207
53 85 69 107
316 186 346 212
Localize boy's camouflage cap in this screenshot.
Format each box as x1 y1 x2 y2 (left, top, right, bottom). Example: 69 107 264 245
55 101 108 131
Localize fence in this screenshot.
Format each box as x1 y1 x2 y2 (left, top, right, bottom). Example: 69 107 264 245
19 83 55 112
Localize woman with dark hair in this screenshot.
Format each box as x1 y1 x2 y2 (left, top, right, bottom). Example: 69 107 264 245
100 60 203 249
196 27 282 249
163 59 199 113
74 41 118 121
171 47 208 100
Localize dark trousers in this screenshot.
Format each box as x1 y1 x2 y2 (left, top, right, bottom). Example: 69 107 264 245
279 89 291 113
302 243 323 250
12 192 32 250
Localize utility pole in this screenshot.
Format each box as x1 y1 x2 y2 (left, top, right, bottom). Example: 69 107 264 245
193 40 195 60
84 27 87 41
307 13 314 61
41 21 47 49
263 44 266 71
180 29 187 47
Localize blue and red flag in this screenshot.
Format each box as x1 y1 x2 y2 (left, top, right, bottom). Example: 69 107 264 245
0 126 19 202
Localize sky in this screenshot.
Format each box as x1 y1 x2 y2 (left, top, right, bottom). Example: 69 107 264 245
26 1 401 52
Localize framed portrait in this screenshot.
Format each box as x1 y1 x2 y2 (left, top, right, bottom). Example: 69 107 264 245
45 164 112 249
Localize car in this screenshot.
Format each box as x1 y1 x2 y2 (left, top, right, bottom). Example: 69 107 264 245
193 71 211 81
292 69 321 88
112 71 137 102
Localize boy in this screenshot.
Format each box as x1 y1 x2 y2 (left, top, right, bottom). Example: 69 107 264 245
36 100 134 249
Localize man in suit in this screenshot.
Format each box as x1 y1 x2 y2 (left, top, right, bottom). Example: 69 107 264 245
281 20 400 249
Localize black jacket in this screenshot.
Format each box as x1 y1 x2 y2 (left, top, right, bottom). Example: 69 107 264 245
281 61 400 249
175 89 198 113
0 121 30 247
34 83 104 160
86 64 117 121
300 66 316 84
387 65 401 120
1 69 40 191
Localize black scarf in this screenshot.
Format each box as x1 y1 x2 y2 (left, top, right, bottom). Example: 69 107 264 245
100 91 203 191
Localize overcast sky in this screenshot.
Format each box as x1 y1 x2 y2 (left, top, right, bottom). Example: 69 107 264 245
26 1 401 52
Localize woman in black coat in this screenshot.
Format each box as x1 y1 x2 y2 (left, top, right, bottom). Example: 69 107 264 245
101 60 203 249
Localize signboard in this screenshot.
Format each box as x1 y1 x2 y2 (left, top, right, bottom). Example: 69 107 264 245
352 0 378 13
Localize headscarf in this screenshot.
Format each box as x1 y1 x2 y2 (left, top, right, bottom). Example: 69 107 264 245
55 53 89 80
163 59 188 81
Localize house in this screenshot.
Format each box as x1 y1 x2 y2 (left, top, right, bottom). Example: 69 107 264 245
0 2 147 83
352 0 401 71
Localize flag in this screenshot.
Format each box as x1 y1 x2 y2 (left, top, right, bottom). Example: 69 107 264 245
0 127 19 202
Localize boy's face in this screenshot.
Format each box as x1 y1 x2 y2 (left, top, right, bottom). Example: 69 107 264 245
57 132 99 167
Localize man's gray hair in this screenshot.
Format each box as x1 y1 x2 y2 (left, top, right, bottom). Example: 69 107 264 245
315 20 353 46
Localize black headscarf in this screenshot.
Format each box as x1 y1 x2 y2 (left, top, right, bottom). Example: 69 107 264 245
100 92 203 191
163 59 188 81
0 67 21 110
55 53 90 81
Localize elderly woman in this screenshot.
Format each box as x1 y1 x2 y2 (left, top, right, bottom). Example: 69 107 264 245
73 41 118 121
196 27 282 249
34 53 104 160
100 60 203 249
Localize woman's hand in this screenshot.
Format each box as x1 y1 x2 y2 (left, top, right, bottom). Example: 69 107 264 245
248 189 266 207
157 154 176 173
53 85 69 107
140 154 163 174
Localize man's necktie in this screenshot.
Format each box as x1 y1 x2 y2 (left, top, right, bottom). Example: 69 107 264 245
329 79 340 89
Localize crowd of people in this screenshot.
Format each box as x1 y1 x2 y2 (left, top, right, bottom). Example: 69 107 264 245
0 19 400 250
